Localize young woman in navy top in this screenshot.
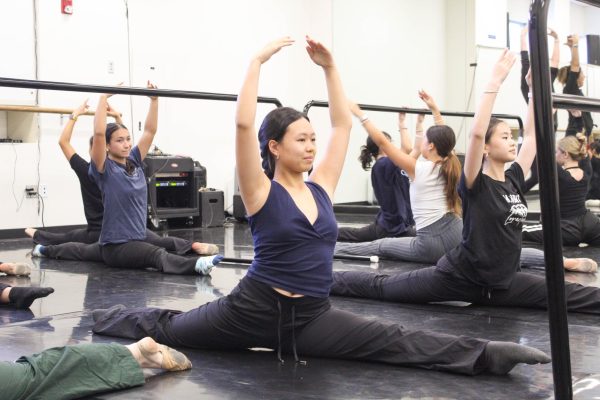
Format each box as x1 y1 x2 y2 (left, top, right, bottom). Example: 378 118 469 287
26 98 218 264
523 134 600 251
337 112 415 242
331 51 600 313
86 83 221 275
91 38 548 375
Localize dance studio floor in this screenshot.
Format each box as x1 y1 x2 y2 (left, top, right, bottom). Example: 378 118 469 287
2 211 600 399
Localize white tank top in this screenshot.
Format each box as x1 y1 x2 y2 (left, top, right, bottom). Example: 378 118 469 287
409 156 449 230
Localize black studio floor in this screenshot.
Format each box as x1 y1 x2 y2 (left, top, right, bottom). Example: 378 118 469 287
2 211 600 399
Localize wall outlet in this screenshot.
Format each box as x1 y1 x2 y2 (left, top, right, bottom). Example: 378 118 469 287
25 185 37 198
39 184 48 198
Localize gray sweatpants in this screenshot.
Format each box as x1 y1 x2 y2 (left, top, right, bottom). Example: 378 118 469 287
335 213 549 268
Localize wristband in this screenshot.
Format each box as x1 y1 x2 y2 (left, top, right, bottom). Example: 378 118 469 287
359 114 369 124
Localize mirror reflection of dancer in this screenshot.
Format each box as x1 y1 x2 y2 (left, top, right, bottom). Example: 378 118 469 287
336 108 417 242
91 38 549 376
28 98 219 264
84 83 222 275
332 52 600 314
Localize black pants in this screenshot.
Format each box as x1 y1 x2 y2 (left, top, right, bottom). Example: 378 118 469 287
337 221 416 242
44 230 193 262
331 263 600 314
33 228 100 246
522 210 600 246
93 276 492 375
0 282 9 292
100 240 197 275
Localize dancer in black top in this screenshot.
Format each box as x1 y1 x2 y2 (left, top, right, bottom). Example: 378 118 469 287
557 34 594 137
523 134 600 249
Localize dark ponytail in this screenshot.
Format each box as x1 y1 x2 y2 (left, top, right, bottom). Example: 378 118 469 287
426 125 462 216
359 131 391 170
258 107 309 179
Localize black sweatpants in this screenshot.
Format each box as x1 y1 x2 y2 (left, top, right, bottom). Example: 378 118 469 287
331 264 600 314
337 221 416 242
100 240 197 275
0 282 9 292
522 210 600 246
44 229 194 262
93 276 491 375
33 228 100 246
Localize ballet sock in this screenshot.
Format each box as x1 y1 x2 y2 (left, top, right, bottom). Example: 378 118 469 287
8 286 54 309
195 255 223 276
482 341 551 375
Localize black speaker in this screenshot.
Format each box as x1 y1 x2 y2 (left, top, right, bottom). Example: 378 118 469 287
198 190 224 228
233 194 247 222
587 35 600 66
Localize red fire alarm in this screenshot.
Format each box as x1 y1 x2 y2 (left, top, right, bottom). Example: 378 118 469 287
61 0 73 14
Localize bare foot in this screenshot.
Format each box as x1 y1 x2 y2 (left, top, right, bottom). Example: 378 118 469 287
24 228 36 239
564 258 597 273
0 263 31 276
191 242 219 255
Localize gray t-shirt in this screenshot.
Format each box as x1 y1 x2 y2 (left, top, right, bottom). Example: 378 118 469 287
89 146 147 245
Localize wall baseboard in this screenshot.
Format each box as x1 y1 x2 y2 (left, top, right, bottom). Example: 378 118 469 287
0 225 87 240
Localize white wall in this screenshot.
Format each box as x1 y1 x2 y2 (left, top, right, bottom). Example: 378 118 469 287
332 0 448 202
1 0 598 230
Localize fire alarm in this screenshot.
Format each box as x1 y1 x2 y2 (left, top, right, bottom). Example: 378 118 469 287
62 0 73 15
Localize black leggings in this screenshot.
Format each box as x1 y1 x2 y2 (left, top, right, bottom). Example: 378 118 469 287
522 210 600 246
44 229 194 262
33 228 100 246
331 263 600 314
93 276 494 375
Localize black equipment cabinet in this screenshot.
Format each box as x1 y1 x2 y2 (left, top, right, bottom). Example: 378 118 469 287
144 155 206 229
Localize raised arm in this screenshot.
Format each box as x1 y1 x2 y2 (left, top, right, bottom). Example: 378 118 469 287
136 81 158 160
235 37 294 215
350 102 417 179
307 36 353 198
549 28 560 68
91 95 110 173
463 49 516 188
58 99 89 161
515 73 536 177
568 34 580 72
418 90 444 125
398 112 412 154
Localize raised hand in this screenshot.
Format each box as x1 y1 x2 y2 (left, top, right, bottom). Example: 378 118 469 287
254 37 294 64
73 99 89 118
548 27 558 40
418 89 439 111
147 80 158 100
305 36 334 68
489 49 516 89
